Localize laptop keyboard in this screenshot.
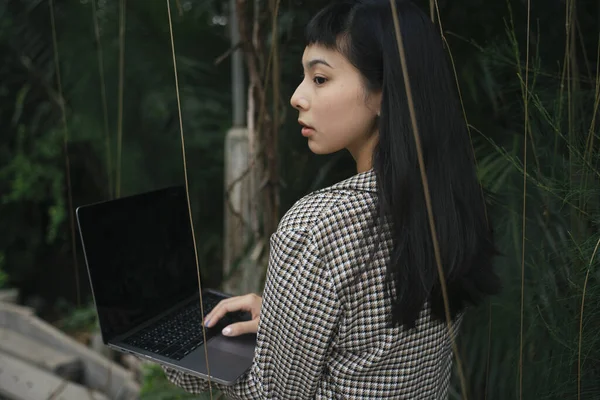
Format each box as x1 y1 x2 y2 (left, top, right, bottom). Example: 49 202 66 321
123 294 246 361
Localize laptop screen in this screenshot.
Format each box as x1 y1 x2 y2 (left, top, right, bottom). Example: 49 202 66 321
76 186 202 344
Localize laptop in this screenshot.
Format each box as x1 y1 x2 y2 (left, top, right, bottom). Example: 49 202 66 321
75 185 256 385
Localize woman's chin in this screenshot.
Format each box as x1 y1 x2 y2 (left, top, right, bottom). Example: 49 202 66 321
307 139 336 155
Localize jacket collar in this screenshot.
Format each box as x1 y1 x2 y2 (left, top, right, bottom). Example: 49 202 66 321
321 168 377 194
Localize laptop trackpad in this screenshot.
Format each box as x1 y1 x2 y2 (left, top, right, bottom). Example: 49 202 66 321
208 334 256 359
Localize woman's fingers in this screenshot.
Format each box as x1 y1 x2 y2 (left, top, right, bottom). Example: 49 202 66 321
221 319 259 337
204 298 238 327
204 294 261 328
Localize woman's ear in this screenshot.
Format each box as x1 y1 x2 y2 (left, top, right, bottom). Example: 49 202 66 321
371 90 383 117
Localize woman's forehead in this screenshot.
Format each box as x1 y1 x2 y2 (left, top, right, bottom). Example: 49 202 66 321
302 45 347 70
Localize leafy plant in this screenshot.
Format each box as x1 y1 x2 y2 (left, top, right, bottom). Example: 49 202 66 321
0 252 7 289
447 2 600 398
55 299 98 333
140 363 218 400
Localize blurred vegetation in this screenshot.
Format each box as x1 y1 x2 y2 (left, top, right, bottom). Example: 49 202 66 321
0 0 599 399
139 364 215 400
0 252 7 288
54 299 98 334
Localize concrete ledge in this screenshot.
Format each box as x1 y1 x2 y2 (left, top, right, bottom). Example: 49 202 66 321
0 351 109 400
0 289 18 304
0 327 82 381
0 302 139 399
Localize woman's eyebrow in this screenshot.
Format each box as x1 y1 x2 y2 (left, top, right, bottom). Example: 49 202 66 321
304 59 334 69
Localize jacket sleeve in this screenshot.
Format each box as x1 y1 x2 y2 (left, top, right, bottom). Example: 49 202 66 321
162 228 341 399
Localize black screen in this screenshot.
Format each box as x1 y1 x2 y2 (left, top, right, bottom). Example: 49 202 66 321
77 186 201 343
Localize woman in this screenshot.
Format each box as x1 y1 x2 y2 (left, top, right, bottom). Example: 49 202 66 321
163 0 500 398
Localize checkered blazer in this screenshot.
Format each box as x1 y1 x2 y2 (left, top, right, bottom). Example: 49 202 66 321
163 168 460 399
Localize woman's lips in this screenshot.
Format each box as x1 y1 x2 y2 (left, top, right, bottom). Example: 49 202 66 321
299 120 314 137
301 127 315 137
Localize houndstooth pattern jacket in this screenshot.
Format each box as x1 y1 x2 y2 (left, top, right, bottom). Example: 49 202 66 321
163 168 460 399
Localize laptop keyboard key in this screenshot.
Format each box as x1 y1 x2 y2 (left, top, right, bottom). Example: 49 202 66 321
123 293 233 359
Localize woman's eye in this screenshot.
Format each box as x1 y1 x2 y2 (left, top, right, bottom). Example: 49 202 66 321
313 76 327 85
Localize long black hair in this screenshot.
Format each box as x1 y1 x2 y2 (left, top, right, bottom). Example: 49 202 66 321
306 0 501 329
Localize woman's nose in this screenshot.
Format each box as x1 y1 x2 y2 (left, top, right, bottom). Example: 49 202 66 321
290 85 308 111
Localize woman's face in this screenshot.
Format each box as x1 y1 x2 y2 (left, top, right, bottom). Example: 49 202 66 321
290 45 381 167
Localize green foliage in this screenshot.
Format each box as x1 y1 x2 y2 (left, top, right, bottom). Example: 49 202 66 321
0 252 7 288
140 364 217 400
446 2 600 398
55 299 98 333
0 0 234 300
2 125 66 241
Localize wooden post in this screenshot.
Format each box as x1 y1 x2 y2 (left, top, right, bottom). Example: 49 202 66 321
223 127 253 295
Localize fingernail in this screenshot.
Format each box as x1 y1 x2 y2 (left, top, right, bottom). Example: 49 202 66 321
222 327 231 336
204 319 211 327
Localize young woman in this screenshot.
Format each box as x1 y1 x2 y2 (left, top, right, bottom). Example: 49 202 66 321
163 0 500 398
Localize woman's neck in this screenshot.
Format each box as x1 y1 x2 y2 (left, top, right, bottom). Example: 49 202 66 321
350 132 378 173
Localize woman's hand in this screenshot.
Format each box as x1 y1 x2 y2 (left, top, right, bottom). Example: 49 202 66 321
204 293 262 337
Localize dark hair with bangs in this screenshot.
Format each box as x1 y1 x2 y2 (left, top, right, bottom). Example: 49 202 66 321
305 0 501 329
